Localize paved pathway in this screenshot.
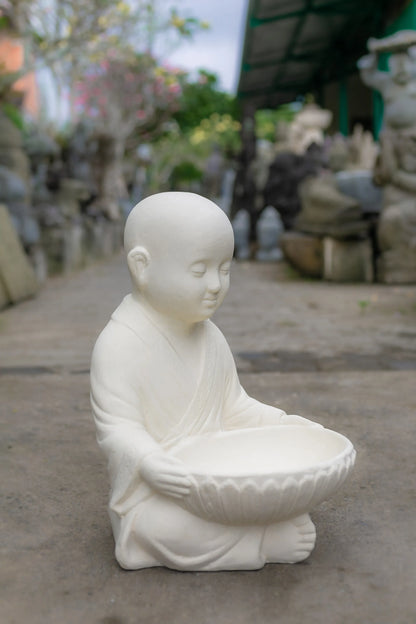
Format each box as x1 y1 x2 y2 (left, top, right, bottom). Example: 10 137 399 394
1 255 416 623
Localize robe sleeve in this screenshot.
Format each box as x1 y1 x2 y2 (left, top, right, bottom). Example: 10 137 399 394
90 322 161 511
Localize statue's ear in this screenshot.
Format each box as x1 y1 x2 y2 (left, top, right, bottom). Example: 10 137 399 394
127 246 150 288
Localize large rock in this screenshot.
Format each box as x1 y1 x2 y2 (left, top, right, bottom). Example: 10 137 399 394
0 204 38 306
281 231 323 277
0 116 31 188
0 277 8 309
0 166 40 246
0 114 23 148
0 165 26 202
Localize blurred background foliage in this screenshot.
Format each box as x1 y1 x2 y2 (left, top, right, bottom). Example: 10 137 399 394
0 0 298 197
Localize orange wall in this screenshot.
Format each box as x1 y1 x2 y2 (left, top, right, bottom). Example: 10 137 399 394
0 35 39 117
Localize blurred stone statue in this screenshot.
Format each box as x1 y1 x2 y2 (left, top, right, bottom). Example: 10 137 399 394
250 139 276 213
288 103 332 155
202 145 224 199
263 143 325 230
348 125 378 171
358 31 416 130
358 30 416 282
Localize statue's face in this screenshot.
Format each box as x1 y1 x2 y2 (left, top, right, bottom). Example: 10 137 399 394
143 218 234 324
389 53 413 85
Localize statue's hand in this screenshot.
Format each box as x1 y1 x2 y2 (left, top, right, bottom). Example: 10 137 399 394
357 53 376 70
140 451 192 499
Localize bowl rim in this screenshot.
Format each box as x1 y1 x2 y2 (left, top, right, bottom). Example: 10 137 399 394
173 425 355 480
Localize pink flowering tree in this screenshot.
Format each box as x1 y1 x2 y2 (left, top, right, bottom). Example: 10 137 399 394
73 51 183 219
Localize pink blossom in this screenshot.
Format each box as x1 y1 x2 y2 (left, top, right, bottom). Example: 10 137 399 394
168 83 181 94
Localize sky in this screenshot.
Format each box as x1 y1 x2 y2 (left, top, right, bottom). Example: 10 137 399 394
40 0 249 122
167 0 249 93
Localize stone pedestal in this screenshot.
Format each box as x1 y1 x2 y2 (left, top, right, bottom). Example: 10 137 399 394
377 201 416 283
323 237 374 283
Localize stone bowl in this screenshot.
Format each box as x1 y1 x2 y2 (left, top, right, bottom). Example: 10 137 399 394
174 425 356 525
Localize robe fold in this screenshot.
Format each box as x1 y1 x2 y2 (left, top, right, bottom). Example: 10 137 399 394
90 294 287 570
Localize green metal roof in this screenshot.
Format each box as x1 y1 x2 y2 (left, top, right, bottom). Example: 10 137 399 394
237 0 409 108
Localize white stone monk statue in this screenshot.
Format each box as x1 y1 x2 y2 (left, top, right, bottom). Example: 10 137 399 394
90 192 320 571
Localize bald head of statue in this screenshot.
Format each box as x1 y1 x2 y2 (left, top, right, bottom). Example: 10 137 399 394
124 193 234 322
124 192 233 256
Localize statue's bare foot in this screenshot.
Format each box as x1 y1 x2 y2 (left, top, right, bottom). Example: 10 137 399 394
262 514 316 563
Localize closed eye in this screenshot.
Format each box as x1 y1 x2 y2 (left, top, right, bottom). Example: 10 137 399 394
191 262 207 277
220 263 231 275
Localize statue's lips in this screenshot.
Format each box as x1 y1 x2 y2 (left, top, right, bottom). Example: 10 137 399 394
202 297 218 304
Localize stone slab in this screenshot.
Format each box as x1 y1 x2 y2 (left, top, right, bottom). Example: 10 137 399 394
0 204 38 305
323 237 374 283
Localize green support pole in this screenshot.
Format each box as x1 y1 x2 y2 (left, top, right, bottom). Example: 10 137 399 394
339 78 348 136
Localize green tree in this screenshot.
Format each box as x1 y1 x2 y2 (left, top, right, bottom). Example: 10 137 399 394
173 69 239 134
255 105 297 142
2 0 206 120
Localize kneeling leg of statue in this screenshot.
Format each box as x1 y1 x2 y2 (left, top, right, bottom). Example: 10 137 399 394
113 494 316 571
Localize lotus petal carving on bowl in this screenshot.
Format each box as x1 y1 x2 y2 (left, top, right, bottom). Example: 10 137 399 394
174 425 356 525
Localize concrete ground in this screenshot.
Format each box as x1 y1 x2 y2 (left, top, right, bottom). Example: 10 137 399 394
1 255 416 624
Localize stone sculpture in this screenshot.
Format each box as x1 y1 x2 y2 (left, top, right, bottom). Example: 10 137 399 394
287 103 332 155
232 209 251 260
255 206 284 261
282 174 374 282
263 146 324 230
328 127 377 173
91 192 355 571
358 30 416 282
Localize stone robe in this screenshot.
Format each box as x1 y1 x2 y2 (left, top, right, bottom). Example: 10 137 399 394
90 294 288 571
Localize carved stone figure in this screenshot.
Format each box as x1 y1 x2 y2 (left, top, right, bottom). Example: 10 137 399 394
263 145 325 229
202 145 225 199
255 206 284 261
232 209 251 260
348 124 378 171
288 103 332 155
296 174 370 239
90 192 355 571
328 127 378 173
358 30 416 282
358 31 416 130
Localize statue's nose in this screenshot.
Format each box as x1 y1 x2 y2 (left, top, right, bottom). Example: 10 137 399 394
207 272 221 293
